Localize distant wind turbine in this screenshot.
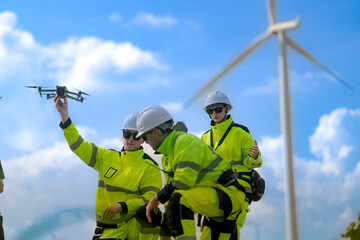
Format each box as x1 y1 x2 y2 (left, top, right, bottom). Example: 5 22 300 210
186 1 354 240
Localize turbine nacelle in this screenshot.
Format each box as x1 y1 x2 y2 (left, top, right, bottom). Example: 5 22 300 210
268 17 300 34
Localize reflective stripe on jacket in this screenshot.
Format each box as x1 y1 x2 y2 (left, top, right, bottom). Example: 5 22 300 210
201 115 262 190
157 130 230 190
61 119 162 225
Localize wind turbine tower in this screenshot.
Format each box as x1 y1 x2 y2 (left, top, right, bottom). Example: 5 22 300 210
186 1 354 240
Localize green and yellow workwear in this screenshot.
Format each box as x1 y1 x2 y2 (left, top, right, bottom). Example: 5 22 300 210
156 130 246 239
201 115 263 238
60 118 162 240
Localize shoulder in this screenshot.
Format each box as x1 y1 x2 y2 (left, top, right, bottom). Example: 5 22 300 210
202 129 211 137
232 123 250 134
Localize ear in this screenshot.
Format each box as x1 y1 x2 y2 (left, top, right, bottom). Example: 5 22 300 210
153 128 159 136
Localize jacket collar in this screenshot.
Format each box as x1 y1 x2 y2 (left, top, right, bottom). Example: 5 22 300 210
211 114 233 131
156 130 179 156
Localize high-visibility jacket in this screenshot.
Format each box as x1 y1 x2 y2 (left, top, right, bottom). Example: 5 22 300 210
157 130 230 193
60 119 162 225
156 130 245 239
0 161 4 180
201 115 263 194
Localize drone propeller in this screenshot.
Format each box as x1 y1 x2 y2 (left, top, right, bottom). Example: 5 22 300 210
25 85 39 89
73 87 90 96
67 95 84 103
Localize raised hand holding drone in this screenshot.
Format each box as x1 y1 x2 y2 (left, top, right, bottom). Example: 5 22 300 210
54 95 69 124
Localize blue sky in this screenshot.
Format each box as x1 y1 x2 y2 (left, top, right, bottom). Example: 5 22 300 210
0 0 359 239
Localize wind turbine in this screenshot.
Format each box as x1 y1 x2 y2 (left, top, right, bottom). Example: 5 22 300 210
186 1 354 240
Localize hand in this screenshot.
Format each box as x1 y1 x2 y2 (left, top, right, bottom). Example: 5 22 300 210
0 179 3 194
54 95 69 124
146 194 159 223
249 140 259 159
102 203 122 220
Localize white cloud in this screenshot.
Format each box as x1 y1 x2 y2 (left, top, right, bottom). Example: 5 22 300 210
44 37 164 90
132 12 177 27
258 135 284 178
339 206 355 223
309 108 356 175
100 137 123 150
3 141 79 178
108 12 122 23
160 102 183 112
0 11 166 91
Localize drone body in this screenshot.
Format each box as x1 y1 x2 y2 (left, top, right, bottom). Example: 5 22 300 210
26 85 89 103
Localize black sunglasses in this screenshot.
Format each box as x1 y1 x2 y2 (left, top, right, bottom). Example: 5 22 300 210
141 130 153 141
123 131 141 141
206 106 224 115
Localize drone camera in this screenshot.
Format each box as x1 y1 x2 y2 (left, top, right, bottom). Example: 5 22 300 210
56 86 67 97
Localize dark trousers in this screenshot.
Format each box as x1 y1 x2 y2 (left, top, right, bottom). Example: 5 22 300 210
0 215 4 240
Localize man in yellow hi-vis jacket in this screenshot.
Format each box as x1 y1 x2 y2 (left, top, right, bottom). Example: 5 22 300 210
201 91 263 239
54 96 162 240
136 105 246 240
0 160 5 240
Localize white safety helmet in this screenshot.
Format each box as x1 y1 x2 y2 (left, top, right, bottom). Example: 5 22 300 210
121 112 139 131
136 105 173 138
204 91 232 111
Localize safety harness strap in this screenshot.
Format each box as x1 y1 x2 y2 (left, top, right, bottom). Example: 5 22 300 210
214 187 232 220
210 122 234 150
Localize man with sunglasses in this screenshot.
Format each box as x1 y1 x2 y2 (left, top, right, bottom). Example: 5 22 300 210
137 105 246 240
0 161 5 240
201 91 263 239
54 96 162 240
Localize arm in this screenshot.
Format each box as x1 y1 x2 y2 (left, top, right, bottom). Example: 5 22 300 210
55 96 108 171
241 135 263 169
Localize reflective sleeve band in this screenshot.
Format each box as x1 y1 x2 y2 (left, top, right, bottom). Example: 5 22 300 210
140 186 160 195
174 161 201 172
139 196 147 204
231 160 244 166
88 143 98 167
196 155 223 184
98 180 141 195
70 136 84 151
171 179 190 190
244 186 252 193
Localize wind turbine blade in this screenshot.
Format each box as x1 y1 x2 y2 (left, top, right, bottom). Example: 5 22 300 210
185 31 273 107
285 36 354 91
266 0 277 25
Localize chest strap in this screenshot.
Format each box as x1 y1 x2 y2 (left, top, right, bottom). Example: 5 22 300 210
210 122 234 150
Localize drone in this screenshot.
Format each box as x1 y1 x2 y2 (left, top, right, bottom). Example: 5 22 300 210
26 85 89 103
